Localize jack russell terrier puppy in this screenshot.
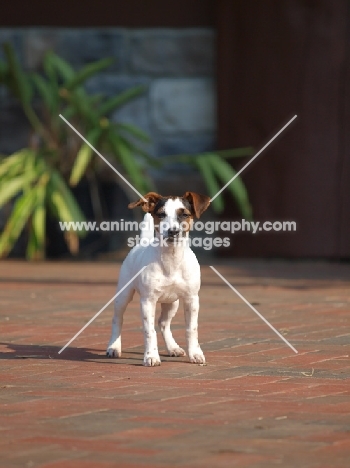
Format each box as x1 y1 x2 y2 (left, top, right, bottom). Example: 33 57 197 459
106 191 211 366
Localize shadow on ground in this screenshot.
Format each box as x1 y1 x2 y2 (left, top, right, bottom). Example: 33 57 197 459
0 342 188 366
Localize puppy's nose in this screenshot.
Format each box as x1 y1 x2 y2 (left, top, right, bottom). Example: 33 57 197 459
168 228 180 237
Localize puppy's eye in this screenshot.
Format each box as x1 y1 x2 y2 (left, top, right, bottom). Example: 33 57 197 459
181 213 190 219
157 213 166 219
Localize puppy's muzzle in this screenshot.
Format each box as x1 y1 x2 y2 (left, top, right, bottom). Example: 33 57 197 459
167 228 180 239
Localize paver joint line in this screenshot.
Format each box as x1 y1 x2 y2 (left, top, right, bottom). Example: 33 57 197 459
58 266 147 354
209 266 299 354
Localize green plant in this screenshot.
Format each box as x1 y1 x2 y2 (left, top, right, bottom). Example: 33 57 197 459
0 43 252 260
161 150 253 216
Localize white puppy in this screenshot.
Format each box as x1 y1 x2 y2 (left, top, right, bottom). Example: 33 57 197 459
106 191 210 366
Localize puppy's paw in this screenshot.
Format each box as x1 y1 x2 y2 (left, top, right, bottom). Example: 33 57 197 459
189 349 206 365
143 353 161 367
106 347 121 358
169 347 186 357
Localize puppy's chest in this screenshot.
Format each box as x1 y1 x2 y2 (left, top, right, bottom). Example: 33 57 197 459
151 273 193 303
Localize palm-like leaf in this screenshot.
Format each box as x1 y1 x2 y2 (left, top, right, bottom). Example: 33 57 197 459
69 127 102 186
31 73 56 114
0 150 30 180
116 122 151 143
2 43 45 135
65 58 113 91
0 188 37 258
44 52 75 81
194 156 224 213
98 85 147 117
49 170 86 227
0 171 38 207
108 132 152 193
47 172 86 255
208 154 252 219
3 43 32 104
27 176 48 260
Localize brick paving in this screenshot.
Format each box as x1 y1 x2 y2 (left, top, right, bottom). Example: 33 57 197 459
0 260 349 468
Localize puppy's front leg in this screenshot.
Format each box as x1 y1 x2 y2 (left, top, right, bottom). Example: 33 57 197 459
184 295 205 364
106 287 134 358
140 298 161 366
159 301 186 357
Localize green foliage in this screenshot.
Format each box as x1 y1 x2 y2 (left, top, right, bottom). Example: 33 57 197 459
0 43 253 260
196 154 252 219
161 147 253 216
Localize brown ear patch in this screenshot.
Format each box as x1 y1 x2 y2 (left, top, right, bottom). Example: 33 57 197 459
128 192 163 213
183 192 210 218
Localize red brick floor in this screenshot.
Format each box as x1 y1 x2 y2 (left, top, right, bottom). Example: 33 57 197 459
0 260 349 468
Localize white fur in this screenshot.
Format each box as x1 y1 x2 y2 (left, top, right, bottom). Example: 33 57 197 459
140 212 154 240
106 198 205 366
158 198 184 236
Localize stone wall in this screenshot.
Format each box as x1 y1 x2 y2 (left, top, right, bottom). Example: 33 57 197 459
0 28 216 161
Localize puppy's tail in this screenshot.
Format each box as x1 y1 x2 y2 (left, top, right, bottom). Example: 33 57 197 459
140 213 154 240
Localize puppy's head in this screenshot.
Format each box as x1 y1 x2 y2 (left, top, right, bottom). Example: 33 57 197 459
129 191 210 241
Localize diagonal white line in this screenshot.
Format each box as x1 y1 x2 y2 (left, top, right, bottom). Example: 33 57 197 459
58 266 147 354
210 115 297 202
209 266 298 354
59 114 147 202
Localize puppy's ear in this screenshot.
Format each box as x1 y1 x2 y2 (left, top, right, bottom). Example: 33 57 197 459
183 192 211 218
128 192 163 213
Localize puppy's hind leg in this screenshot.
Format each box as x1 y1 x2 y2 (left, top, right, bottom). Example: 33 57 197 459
158 301 186 357
106 286 134 358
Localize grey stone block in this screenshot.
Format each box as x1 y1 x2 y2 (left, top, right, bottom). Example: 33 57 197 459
112 94 152 135
0 95 30 154
56 29 127 72
23 28 128 72
156 134 216 158
152 134 216 176
151 78 216 134
129 29 215 76
85 74 150 97
23 28 59 70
